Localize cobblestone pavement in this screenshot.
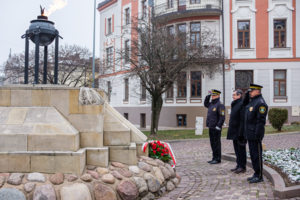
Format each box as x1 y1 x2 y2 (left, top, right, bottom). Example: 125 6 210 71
160 133 300 200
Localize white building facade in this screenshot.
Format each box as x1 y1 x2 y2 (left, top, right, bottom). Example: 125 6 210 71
98 0 300 129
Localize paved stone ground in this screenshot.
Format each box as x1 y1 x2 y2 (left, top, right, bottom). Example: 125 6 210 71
160 133 300 200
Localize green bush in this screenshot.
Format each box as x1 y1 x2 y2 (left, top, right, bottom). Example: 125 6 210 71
291 121 300 126
268 108 288 131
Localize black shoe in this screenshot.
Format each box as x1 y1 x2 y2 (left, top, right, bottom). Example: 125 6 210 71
247 176 254 181
210 160 221 164
249 177 264 183
207 160 214 163
230 166 239 171
234 168 246 174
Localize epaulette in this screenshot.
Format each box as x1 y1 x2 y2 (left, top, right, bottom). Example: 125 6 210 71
260 99 264 103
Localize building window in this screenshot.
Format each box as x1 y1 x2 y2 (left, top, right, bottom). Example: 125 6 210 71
235 70 253 95
167 85 173 98
125 8 130 25
124 113 128 120
168 0 173 8
178 24 186 49
190 0 200 3
190 22 201 47
125 40 130 63
142 1 147 19
106 47 113 66
274 20 286 48
177 72 187 98
238 21 250 48
191 71 201 97
140 114 146 128
168 26 174 35
107 81 111 102
108 18 112 34
124 79 129 100
177 115 187 126
141 84 146 100
274 70 286 96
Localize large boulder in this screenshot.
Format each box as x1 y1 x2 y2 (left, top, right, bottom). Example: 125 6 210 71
0 188 26 200
171 177 179 186
60 183 92 200
117 168 133 178
143 173 161 193
81 174 93 182
138 162 151 172
166 181 175 191
66 174 78 182
129 166 140 174
111 171 123 180
7 173 24 185
24 182 36 193
160 166 171 180
33 184 56 200
96 167 109 176
153 167 165 185
101 174 115 184
87 170 99 180
116 180 139 200
27 172 46 183
94 181 117 200
165 164 175 178
111 162 126 168
141 192 155 200
133 177 148 197
50 173 64 185
154 159 165 166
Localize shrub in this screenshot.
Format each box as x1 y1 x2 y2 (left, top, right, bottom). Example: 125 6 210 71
291 121 300 126
268 108 288 131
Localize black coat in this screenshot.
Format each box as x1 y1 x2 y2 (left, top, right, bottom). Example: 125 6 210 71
204 96 226 129
227 98 245 140
244 94 269 141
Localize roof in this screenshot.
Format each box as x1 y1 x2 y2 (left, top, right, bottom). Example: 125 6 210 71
97 0 113 9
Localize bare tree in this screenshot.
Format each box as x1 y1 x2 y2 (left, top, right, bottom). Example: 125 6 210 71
3 44 96 87
101 13 230 137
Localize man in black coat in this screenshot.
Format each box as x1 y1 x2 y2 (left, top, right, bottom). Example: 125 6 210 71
243 84 268 183
204 89 225 164
227 89 246 173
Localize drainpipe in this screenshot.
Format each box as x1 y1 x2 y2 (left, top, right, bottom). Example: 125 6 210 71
221 0 225 104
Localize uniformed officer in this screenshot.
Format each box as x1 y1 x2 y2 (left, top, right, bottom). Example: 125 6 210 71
204 89 225 164
243 84 268 183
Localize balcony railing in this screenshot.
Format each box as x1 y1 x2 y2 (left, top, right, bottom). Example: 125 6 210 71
155 0 222 18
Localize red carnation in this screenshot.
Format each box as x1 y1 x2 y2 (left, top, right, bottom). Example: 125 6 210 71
153 150 156 154
161 153 164 157
157 141 161 145
152 144 157 150
157 148 160 152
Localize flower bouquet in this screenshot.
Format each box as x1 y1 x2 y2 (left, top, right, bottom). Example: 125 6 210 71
148 140 172 162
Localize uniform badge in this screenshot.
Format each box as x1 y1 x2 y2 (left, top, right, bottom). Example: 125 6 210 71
249 107 253 112
221 110 225 116
213 108 216 111
259 106 266 114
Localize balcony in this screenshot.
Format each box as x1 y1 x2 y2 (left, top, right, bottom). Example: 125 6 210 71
154 0 222 21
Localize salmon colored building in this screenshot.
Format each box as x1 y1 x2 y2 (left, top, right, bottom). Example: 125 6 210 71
98 0 300 129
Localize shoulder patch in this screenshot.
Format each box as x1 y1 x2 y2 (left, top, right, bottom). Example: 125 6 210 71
259 106 266 114
260 99 264 103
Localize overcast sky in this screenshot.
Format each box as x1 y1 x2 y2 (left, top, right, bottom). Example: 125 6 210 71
0 0 105 66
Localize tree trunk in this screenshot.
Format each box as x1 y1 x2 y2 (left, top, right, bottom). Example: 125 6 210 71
150 95 163 137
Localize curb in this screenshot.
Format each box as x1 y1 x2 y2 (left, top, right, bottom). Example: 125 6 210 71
222 153 300 199
161 131 300 143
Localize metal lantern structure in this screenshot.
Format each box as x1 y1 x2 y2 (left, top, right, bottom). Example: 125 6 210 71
21 6 63 84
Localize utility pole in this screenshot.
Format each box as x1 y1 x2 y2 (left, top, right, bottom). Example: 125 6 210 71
221 0 225 104
92 0 96 88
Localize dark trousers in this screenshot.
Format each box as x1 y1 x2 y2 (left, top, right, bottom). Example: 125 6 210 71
209 128 221 161
233 140 247 169
248 140 263 178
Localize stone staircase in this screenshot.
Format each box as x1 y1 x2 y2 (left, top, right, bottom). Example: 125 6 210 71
0 85 148 174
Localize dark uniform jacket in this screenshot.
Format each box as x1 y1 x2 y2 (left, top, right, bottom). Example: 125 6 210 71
227 98 245 140
244 94 268 141
204 96 225 129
